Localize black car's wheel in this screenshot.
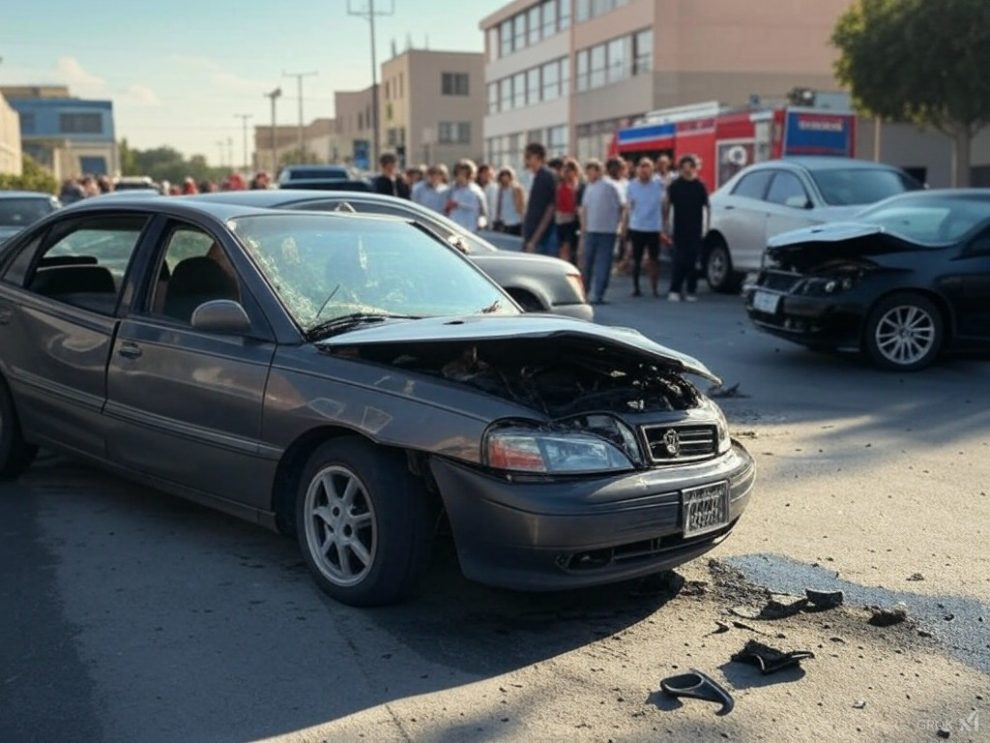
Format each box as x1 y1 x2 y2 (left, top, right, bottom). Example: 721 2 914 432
863 293 944 371
705 238 742 294
0 374 37 480
295 437 433 606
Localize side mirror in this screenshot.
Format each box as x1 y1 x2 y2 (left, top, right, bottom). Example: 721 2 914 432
191 300 252 335
784 195 812 209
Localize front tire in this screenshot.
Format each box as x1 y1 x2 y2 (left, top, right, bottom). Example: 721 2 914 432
295 437 433 606
863 293 944 371
705 238 743 293
0 374 37 480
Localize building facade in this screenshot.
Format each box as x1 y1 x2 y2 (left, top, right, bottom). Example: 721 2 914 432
253 117 340 173
1 86 117 180
0 92 22 176
480 0 988 187
334 87 376 170
378 49 485 168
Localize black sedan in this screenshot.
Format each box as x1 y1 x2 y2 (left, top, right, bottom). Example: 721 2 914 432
745 190 990 370
0 197 753 605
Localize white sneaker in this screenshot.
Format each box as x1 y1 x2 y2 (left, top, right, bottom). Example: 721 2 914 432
667 292 681 302
685 294 699 303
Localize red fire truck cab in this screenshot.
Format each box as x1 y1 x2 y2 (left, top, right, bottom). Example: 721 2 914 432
613 102 857 190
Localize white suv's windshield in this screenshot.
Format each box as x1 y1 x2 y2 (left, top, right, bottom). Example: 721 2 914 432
858 195 990 245
230 213 516 331
810 168 921 206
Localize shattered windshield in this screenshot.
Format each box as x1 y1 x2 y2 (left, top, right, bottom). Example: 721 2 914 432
229 213 516 331
858 196 989 245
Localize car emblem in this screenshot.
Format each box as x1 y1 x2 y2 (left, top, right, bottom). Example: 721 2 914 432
662 429 681 457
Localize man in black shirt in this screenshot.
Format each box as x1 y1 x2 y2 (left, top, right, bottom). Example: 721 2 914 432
371 152 411 199
662 155 709 302
521 142 557 255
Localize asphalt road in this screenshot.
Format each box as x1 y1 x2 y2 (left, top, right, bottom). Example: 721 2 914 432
2 272 988 742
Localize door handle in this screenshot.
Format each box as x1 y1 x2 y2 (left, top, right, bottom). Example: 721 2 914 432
117 342 143 360
723 205 735 211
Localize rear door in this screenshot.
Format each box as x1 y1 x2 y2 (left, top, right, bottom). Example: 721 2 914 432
0 214 148 457
104 219 278 510
713 170 773 272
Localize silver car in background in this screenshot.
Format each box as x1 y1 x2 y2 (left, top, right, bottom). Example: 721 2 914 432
705 157 922 292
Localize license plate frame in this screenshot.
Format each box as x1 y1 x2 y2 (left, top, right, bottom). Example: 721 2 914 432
682 481 730 538
753 290 781 314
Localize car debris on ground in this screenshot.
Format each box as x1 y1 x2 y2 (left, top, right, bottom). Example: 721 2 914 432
659 669 734 715
868 604 909 627
730 639 815 674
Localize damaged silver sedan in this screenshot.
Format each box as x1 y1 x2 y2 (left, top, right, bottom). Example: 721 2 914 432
0 199 754 605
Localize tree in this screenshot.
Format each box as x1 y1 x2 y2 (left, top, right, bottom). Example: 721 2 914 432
0 154 58 194
280 148 321 166
832 0 990 186
118 143 227 185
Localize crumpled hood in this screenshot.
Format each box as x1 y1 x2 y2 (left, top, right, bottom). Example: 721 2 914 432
319 315 721 384
768 221 884 249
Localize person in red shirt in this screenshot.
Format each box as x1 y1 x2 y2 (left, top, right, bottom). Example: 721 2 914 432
555 157 580 264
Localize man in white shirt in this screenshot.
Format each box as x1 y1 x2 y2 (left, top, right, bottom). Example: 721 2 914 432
578 159 627 304
444 159 489 233
413 164 448 214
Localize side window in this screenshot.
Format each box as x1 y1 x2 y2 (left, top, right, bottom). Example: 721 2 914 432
766 172 810 208
151 225 241 324
731 171 774 201
23 216 147 315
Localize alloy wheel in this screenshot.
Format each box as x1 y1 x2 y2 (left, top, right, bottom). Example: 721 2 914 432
873 304 936 366
708 248 727 287
303 465 378 587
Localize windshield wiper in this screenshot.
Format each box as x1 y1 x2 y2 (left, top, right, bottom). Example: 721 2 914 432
305 312 417 340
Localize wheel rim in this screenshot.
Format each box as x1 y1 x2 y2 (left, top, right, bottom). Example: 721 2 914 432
708 247 727 285
303 465 377 587
874 304 936 366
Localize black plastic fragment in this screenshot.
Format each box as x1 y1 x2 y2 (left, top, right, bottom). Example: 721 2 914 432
730 639 815 674
660 668 734 715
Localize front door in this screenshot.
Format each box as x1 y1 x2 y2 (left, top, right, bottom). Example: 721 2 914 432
104 221 277 511
0 214 148 458
763 170 817 241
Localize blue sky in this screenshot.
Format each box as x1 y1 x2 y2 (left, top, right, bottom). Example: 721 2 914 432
0 0 504 163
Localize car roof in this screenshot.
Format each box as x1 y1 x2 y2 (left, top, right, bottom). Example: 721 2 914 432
189 189 395 208
0 190 57 200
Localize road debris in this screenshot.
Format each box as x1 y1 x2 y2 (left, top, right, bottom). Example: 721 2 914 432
707 382 746 399
906 573 925 582
730 593 808 620
868 604 908 627
805 588 844 610
730 639 815 674
707 620 732 636
852 699 867 709
659 669 734 715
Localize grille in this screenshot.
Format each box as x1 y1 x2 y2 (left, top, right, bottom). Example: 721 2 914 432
759 270 802 292
642 424 718 464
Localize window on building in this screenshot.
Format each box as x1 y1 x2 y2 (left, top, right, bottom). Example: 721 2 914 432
527 128 544 145
438 122 471 145
634 29 653 74
547 125 568 156
59 112 102 134
441 72 469 96
542 0 557 36
488 27 500 61
19 112 36 134
576 49 589 92
606 37 629 84
542 60 560 100
559 0 571 28
513 13 527 52
500 77 513 111
385 80 391 100
560 55 571 94
500 19 513 56
487 82 499 114
526 68 541 105
528 6 542 45
575 0 590 23
589 44 606 88
512 72 526 109
399 73 404 98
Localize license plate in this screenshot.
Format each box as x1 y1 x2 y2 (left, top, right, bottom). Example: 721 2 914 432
682 482 730 538
753 290 781 314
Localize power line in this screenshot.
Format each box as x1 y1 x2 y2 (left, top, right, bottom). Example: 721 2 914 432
283 70 318 157
234 113 252 172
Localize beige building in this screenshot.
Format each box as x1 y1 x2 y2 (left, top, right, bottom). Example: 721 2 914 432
0 92 23 176
253 117 341 174
378 49 486 168
480 0 989 187
334 87 376 170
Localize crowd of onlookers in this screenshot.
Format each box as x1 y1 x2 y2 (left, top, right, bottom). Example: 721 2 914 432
371 143 709 305
57 171 274 204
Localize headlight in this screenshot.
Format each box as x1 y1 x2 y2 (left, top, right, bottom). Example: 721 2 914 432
713 406 731 454
566 272 587 303
485 427 634 474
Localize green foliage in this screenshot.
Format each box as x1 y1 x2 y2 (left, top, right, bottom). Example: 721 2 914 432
120 143 229 184
280 148 321 166
833 0 990 184
0 154 59 194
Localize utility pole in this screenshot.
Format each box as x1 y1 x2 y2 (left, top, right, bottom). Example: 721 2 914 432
283 70 318 161
234 113 252 172
264 87 282 173
348 0 394 168
216 140 226 168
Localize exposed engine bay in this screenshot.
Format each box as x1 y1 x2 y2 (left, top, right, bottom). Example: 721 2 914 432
334 337 702 417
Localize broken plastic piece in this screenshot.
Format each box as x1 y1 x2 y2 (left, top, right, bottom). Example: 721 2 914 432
805 588 844 610
660 669 734 715
730 639 815 674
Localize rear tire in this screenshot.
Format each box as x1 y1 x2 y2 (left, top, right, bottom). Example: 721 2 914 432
863 292 944 371
704 239 743 294
0 374 37 480
295 437 433 606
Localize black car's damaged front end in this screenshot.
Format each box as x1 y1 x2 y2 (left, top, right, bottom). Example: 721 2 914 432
322 318 755 590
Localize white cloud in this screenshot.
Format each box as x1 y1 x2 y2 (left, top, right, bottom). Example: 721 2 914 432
55 55 106 95
170 54 274 94
122 83 161 107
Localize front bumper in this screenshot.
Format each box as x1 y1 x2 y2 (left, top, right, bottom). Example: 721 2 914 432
744 287 865 351
429 442 755 591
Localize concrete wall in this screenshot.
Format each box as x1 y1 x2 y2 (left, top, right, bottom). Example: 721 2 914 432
0 93 22 176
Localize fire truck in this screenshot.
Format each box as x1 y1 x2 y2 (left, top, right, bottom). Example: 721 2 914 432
612 101 857 190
